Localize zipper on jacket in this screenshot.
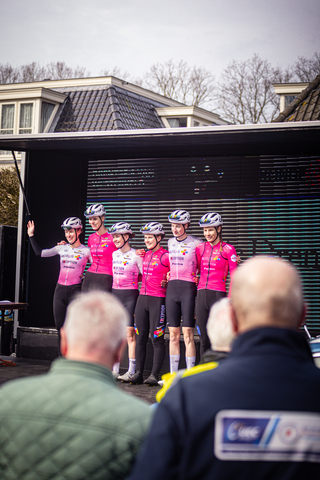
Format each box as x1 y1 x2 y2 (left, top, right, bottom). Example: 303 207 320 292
206 244 214 289
95 233 101 273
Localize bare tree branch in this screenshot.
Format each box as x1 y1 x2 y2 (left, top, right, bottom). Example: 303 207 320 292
0 63 20 84
217 54 286 124
100 67 131 81
293 52 320 82
140 59 215 107
0 62 90 84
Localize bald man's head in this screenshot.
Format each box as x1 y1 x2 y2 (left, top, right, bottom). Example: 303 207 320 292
230 256 305 334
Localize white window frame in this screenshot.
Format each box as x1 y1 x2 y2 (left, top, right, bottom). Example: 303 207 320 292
39 100 59 133
0 100 36 135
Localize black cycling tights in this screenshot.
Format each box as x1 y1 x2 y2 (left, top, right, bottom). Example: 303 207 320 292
195 289 226 356
134 295 166 376
53 283 82 331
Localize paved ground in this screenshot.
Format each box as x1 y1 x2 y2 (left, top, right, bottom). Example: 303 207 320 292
0 355 160 404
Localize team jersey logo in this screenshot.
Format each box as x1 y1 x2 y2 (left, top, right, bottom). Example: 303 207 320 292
74 255 81 260
123 260 129 266
231 254 237 262
181 249 187 255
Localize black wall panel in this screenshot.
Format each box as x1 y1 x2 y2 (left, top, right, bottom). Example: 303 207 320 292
86 154 320 334
22 151 88 327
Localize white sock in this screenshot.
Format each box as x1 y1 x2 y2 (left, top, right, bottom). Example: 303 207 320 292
170 354 180 373
113 362 120 374
128 358 136 375
186 356 196 369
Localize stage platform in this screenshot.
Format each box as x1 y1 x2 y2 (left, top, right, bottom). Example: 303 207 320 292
0 325 202 404
16 326 202 376
0 354 161 404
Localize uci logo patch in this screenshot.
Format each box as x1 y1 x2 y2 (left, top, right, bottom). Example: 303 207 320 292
215 409 320 463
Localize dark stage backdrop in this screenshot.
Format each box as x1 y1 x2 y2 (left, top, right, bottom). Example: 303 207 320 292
85 155 320 333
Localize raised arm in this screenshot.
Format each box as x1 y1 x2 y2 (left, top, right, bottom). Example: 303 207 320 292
27 220 42 256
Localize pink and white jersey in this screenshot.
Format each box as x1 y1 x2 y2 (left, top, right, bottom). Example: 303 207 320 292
140 247 170 298
168 235 202 283
41 244 91 286
112 248 143 290
196 241 237 292
87 231 117 275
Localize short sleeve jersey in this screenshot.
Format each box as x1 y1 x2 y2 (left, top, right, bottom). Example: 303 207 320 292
168 235 203 283
87 231 117 276
41 244 91 286
140 247 170 298
112 248 143 290
196 241 238 292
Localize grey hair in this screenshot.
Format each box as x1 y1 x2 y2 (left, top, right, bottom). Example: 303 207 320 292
207 298 235 351
64 291 129 355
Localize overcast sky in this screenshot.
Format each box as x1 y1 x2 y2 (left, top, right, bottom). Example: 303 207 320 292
1 0 319 81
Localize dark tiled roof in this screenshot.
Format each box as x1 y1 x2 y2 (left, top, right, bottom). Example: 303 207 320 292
51 85 166 132
273 74 320 123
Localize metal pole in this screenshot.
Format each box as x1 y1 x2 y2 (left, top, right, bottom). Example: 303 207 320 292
12 151 31 216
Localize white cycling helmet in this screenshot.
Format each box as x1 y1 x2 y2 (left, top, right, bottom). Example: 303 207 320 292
140 222 165 236
61 217 83 229
84 204 106 218
109 222 133 235
168 210 190 224
199 212 223 228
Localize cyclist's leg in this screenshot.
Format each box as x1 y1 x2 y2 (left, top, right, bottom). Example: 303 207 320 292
134 295 150 375
166 281 183 371
149 297 166 376
180 281 197 367
195 289 210 356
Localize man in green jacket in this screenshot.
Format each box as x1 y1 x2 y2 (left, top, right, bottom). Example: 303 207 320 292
0 291 153 480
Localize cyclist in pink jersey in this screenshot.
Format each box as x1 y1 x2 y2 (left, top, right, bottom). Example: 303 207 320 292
166 210 202 374
196 212 238 356
27 217 91 333
109 222 143 382
82 204 117 292
131 222 170 386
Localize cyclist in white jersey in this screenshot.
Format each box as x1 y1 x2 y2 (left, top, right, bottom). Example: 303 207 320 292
109 222 143 382
27 218 91 334
166 210 202 373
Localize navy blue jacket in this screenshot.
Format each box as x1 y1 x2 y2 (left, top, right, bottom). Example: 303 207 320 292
128 327 320 480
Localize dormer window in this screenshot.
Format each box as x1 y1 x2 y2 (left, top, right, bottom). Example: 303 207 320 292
0 87 66 159
285 95 296 108
156 106 228 128
1 104 14 134
167 117 187 128
19 103 33 134
40 102 55 132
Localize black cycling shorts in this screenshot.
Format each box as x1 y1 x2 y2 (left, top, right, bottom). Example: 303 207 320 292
53 283 82 331
82 271 113 293
195 288 226 354
112 288 139 327
165 280 197 328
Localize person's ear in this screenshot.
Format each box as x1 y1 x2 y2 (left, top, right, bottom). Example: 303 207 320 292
60 327 68 357
297 303 307 330
230 305 239 334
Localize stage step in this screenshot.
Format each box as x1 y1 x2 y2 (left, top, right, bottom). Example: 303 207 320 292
16 327 201 375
